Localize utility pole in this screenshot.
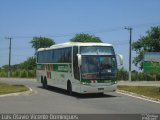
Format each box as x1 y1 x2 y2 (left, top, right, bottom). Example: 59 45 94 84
125 27 132 81
5 37 12 78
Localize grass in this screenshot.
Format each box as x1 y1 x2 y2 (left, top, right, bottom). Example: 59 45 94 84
118 85 160 100
0 83 29 95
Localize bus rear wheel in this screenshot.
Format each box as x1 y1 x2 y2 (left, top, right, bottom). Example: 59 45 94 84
98 92 104 96
67 81 72 95
42 77 48 89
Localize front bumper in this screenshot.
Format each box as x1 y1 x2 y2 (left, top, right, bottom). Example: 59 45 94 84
79 83 117 93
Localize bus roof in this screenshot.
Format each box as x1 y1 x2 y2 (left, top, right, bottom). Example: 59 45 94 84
37 42 113 51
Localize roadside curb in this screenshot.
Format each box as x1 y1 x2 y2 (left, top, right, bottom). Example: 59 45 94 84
117 90 160 104
0 87 36 98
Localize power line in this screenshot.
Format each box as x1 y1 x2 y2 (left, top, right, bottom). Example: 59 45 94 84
131 22 160 29
1 22 159 39
8 27 123 39
0 54 34 57
0 47 32 50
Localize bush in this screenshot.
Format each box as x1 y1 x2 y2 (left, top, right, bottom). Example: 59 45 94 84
28 70 36 78
156 73 160 80
0 71 7 77
12 70 20 77
0 69 36 78
117 68 128 80
19 70 28 78
117 68 160 81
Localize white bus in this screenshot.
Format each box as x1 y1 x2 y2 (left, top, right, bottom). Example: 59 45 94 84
36 42 123 95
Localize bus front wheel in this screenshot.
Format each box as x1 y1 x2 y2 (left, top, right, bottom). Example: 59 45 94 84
67 81 72 95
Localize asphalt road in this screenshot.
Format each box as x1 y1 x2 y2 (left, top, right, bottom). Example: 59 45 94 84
0 79 160 114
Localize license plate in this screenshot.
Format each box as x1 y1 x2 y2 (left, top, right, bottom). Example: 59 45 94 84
98 88 104 91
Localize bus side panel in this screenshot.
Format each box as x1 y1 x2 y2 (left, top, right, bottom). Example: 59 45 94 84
46 64 73 90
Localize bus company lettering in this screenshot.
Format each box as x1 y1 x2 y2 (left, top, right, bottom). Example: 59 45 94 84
58 66 68 72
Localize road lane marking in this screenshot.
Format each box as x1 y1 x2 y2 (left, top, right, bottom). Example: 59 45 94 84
117 90 160 104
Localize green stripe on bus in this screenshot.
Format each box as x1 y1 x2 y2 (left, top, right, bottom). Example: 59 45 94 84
37 64 45 70
37 64 71 72
54 64 69 72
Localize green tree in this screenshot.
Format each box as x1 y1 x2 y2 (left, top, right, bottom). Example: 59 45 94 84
70 33 102 43
20 57 36 70
30 37 55 51
132 26 160 69
1 65 9 71
117 67 128 80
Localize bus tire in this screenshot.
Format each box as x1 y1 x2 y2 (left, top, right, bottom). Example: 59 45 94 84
41 76 43 84
43 77 48 89
67 81 72 95
98 92 104 97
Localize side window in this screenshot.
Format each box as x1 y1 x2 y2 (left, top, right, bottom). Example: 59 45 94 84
52 50 54 63
58 49 63 63
54 49 59 63
38 48 72 63
60 49 65 63
48 50 52 63
64 47 71 63
44 51 47 63
73 46 80 80
38 51 45 63
37 52 39 63
68 47 72 63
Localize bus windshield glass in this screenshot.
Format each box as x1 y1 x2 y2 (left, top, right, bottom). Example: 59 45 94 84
80 46 117 80
80 46 114 55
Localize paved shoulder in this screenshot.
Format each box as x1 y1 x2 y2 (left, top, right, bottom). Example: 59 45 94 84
118 81 160 86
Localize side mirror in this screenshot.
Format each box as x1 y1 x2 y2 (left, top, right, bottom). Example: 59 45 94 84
77 54 82 67
116 54 123 66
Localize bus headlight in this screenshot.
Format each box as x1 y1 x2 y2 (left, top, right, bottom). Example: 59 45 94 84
81 82 89 85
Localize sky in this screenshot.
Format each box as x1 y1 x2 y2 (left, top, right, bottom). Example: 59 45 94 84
0 0 160 71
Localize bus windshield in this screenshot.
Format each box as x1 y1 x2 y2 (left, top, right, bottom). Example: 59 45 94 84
80 46 114 55
80 46 117 80
81 55 117 80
